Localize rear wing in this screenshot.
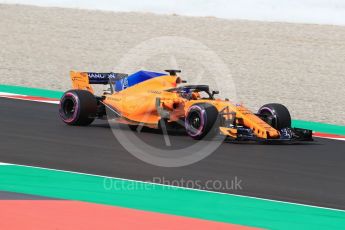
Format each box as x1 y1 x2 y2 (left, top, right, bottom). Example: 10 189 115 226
70 71 128 94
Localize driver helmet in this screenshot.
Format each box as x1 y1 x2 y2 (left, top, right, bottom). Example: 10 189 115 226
191 91 200 100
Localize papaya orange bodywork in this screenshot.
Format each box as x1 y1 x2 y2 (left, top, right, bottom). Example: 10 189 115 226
70 71 280 139
70 71 94 94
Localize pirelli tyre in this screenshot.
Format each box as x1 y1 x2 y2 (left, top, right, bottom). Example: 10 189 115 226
185 103 219 140
258 103 291 130
59 90 97 126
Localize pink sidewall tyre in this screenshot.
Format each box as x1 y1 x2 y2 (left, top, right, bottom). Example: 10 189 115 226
185 103 219 140
59 90 97 126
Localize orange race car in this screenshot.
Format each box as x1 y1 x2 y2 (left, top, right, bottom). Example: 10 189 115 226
59 70 313 142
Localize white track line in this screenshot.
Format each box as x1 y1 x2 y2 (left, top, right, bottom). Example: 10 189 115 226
0 92 59 104
0 92 21 96
0 96 60 104
314 136 345 141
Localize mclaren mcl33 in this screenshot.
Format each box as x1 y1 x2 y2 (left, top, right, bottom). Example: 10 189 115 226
59 69 312 142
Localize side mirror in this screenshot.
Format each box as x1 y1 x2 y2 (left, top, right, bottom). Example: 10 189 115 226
176 77 187 84
212 90 219 97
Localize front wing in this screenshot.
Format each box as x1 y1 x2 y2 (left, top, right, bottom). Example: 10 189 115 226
222 127 313 143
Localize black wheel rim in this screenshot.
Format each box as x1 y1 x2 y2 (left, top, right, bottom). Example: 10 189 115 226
63 98 76 119
260 110 276 128
188 111 202 133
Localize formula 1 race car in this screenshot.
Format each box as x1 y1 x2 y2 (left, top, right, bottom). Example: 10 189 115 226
59 69 313 142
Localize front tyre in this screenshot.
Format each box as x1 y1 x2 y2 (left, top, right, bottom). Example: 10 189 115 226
258 103 291 130
185 103 219 140
59 90 97 126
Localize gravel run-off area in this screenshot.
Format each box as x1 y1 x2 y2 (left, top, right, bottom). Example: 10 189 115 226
0 4 344 124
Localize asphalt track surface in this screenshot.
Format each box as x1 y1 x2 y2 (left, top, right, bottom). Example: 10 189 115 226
1 98 345 209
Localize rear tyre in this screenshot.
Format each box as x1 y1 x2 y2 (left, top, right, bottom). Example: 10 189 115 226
59 90 97 126
258 103 291 130
185 103 219 140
